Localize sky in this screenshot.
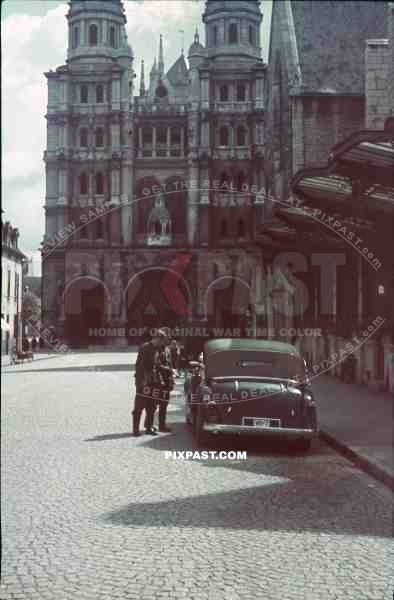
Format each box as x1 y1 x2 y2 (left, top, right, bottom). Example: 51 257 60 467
2 0 273 276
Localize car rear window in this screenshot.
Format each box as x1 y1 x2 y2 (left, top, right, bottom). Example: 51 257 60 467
206 350 305 381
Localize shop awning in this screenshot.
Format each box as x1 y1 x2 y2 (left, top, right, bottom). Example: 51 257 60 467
291 129 394 217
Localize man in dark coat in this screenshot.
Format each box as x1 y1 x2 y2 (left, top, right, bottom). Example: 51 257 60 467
156 339 174 432
132 329 168 436
132 329 172 436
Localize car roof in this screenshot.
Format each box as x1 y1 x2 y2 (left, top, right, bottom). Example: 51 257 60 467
203 338 301 356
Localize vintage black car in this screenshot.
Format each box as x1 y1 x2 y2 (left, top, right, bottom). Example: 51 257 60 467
184 339 318 451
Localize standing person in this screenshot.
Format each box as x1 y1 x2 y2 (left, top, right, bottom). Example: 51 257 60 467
132 330 167 437
156 335 174 433
178 342 187 377
169 339 179 373
9 336 17 365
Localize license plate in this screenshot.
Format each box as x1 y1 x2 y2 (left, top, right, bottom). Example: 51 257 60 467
242 417 281 428
254 418 271 427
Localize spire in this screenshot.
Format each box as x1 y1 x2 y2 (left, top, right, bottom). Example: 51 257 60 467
158 34 164 76
139 59 145 96
149 57 158 96
194 27 200 45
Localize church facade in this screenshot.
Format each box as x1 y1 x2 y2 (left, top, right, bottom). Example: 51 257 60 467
42 0 392 369
42 0 272 346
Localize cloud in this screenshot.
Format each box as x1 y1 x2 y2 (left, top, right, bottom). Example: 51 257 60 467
125 0 204 35
2 3 68 254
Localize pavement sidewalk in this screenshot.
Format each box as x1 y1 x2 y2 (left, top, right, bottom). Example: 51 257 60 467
1 352 58 368
313 374 394 490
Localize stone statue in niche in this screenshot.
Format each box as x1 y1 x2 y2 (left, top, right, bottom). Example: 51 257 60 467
147 194 172 239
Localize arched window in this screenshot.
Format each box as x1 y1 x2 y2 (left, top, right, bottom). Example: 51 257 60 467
248 25 255 45
219 126 229 146
213 26 218 46
237 219 246 238
109 26 116 48
80 84 88 103
89 24 98 46
80 128 88 147
229 23 238 44
95 172 104 195
220 85 229 101
72 26 79 49
96 84 104 103
220 220 228 237
79 173 88 195
237 84 246 101
95 128 104 147
236 126 246 146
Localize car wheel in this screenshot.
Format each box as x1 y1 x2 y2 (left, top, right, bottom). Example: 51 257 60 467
295 438 312 453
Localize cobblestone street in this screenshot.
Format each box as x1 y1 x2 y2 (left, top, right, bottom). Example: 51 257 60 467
1 353 393 600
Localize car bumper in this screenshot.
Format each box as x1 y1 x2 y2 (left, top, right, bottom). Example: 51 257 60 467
203 423 317 438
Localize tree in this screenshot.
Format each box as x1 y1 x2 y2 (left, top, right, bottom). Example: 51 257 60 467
22 287 41 330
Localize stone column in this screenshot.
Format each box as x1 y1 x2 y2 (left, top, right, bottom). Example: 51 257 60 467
58 121 65 149
152 127 157 158
121 162 133 244
266 264 275 333
110 206 120 245
255 76 264 109
111 119 120 150
111 79 121 111
187 163 199 245
111 168 120 198
166 126 171 157
138 127 142 158
201 119 209 147
58 168 66 202
201 74 209 110
180 127 185 157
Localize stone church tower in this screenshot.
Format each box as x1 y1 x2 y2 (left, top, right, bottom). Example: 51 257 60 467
42 0 268 347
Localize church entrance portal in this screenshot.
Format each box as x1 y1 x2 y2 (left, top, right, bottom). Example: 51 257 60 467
64 278 106 347
126 268 191 342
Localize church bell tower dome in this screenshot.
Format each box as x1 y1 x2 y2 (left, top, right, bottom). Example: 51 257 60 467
202 0 262 60
67 0 132 63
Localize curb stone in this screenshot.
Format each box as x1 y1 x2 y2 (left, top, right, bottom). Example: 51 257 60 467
319 429 394 491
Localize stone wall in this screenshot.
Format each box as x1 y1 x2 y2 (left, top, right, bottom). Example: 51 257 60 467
301 96 364 168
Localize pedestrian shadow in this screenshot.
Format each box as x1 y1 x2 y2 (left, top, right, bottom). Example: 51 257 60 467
85 432 135 442
101 472 392 538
